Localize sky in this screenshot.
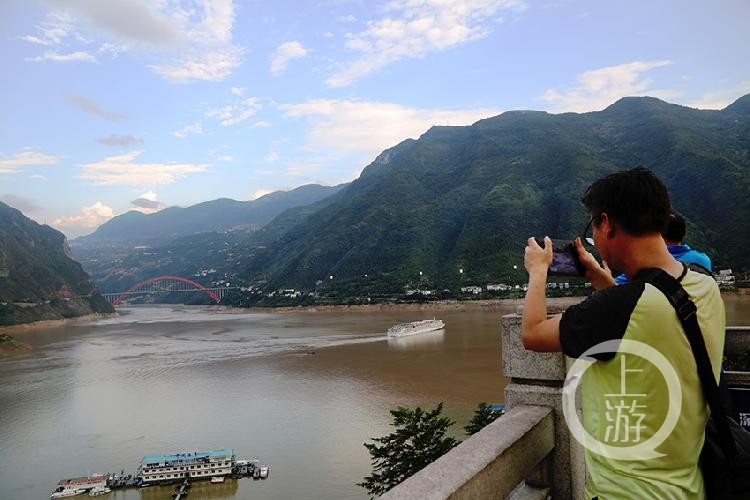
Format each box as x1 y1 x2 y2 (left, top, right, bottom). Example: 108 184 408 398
1 0 749 238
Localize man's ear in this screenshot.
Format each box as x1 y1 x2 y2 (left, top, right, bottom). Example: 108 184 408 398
599 212 616 238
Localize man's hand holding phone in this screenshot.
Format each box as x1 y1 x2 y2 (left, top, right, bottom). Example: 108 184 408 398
573 237 615 290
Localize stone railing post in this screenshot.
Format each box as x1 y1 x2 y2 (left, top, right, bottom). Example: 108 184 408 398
501 311 585 500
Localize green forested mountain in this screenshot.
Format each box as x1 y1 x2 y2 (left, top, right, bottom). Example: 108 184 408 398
238 95 750 293
74 95 750 300
72 183 345 248
0 202 114 326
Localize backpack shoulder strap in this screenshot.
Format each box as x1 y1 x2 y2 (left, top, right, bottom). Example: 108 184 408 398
640 268 737 458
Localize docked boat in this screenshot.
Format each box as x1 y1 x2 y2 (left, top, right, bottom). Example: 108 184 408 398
259 466 269 479
88 486 111 496
387 319 445 338
51 489 86 499
138 449 235 485
51 475 107 498
210 476 225 484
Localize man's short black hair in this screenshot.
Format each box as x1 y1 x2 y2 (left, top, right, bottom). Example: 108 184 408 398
581 166 671 236
663 212 686 243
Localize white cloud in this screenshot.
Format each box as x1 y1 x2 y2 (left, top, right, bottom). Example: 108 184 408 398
327 0 525 87
0 150 59 174
541 60 678 113
26 1 243 82
249 188 273 200
0 195 41 214
20 35 50 45
280 98 501 160
53 202 114 230
686 81 750 110
172 121 203 138
98 42 130 59
264 150 279 162
63 92 127 121
251 120 272 128
130 190 162 213
21 11 74 46
206 97 261 126
149 0 244 83
270 41 308 75
230 86 245 96
150 46 245 83
218 155 234 161
284 162 320 178
78 151 207 186
40 0 178 46
27 50 97 63
96 134 143 147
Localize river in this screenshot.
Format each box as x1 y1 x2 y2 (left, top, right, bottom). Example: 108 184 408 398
1 296 749 500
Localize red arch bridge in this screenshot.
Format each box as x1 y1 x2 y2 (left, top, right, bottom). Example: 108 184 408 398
102 276 238 306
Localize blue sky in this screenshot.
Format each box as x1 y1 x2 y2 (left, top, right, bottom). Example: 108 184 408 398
1 0 749 237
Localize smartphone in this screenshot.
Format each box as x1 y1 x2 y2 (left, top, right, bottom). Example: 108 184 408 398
534 238 584 276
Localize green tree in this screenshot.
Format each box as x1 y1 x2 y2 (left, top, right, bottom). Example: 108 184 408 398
358 403 460 496
464 402 504 435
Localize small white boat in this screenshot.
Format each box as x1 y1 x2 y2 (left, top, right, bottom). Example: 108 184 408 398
51 489 86 498
387 319 445 338
210 476 225 484
88 486 111 496
259 466 269 479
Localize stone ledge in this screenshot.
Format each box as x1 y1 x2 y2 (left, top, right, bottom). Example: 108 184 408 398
382 405 554 500
501 314 567 381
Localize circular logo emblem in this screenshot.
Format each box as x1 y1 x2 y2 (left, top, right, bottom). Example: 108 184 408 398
562 339 682 460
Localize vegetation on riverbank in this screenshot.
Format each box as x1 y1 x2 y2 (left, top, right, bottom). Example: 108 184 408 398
0 334 30 353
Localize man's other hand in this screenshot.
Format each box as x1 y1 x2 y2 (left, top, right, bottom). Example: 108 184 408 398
525 236 553 275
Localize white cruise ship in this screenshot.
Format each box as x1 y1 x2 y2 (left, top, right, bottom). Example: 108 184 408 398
138 449 235 485
387 319 445 338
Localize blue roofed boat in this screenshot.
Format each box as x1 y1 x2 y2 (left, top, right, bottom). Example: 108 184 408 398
138 449 235 485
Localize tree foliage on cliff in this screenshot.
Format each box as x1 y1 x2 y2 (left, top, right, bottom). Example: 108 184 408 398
359 403 460 496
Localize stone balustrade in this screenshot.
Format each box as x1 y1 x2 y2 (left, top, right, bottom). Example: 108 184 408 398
381 316 750 500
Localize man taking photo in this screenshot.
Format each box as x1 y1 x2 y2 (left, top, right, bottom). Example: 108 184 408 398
522 166 725 498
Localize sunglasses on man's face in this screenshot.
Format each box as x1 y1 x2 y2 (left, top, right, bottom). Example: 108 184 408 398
581 216 599 246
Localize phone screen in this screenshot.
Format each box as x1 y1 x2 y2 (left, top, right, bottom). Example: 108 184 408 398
534 238 584 276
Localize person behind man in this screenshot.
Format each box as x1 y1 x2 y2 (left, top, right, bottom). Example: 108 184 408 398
522 167 725 499
614 211 712 284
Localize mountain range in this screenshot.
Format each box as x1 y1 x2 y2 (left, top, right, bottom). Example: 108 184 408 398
74 94 750 300
72 183 345 248
0 202 114 326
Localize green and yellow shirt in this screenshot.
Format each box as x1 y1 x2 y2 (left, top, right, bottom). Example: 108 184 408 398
560 267 725 499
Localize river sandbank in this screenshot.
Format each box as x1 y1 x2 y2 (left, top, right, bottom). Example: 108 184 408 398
0 312 119 335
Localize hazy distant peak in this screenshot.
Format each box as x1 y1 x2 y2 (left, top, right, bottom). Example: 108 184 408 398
725 93 750 113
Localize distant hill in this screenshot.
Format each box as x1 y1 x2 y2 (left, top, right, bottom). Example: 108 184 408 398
0 202 114 326
237 95 750 293
72 183 346 248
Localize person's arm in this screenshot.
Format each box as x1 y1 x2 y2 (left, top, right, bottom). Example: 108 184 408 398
521 236 563 352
